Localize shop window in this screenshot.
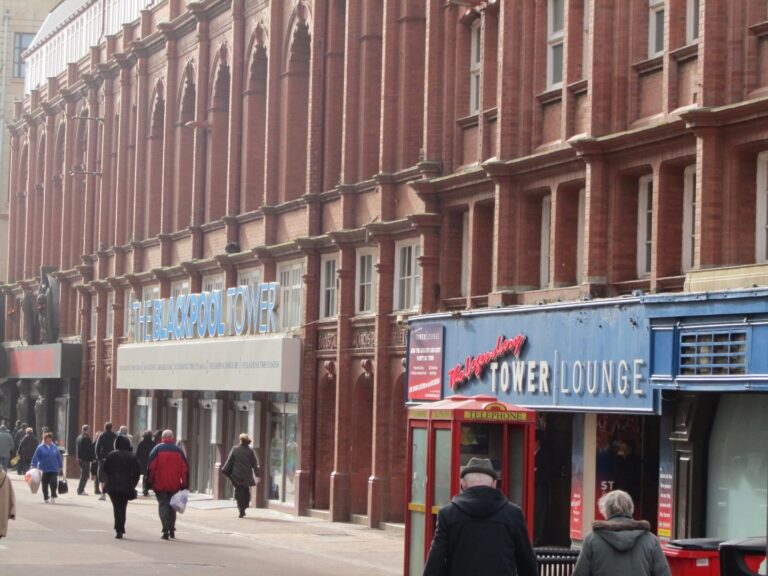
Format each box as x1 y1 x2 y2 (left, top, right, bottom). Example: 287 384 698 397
649 0 665 58
706 394 768 539
679 330 747 376
356 249 376 315
540 195 552 288
756 151 768 263
686 0 700 44
548 0 565 88
277 260 304 331
682 165 697 273
469 20 482 114
320 255 338 320
637 175 654 277
395 240 421 312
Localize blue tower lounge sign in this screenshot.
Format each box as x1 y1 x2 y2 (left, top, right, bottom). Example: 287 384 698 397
409 298 657 413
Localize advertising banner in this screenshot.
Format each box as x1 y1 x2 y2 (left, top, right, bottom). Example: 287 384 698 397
570 414 585 540
407 323 444 401
657 414 674 540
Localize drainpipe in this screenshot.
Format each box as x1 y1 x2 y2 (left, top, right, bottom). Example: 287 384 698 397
1 9 10 206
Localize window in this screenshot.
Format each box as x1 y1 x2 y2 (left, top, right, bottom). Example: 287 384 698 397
682 165 697 272
105 292 115 338
395 240 421 311
649 0 665 58
686 0 700 44
236 268 262 329
548 0 565 88
320 256 338 319
460 212 470 297
356 249 376 315
469 20 482 114
137 285 160 341
637 175 654 277
583 0 591 78
124 290 135 339
277 260 304 330
540 195 552 288
90 296 98 340
13 33 35 78
756 151 768 263
679 330 747 376
576 188 586 283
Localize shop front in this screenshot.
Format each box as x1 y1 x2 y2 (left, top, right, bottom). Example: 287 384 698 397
646 289 768 544
407 297 662 547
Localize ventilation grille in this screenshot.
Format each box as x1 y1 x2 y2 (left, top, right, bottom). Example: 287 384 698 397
679 330 747 375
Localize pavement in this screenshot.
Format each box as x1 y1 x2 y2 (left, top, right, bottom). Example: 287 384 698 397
0 473 405 575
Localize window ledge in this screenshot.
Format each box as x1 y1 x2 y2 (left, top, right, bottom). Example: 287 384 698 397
633 55 663 75
457 113 480 129
749 20 768 38
670 43 698 63
537 87 563 105
568 79 588 96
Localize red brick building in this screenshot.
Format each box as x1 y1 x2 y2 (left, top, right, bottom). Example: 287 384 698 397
3 0 768 532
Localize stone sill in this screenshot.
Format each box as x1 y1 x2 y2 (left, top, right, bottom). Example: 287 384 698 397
684 263 768 292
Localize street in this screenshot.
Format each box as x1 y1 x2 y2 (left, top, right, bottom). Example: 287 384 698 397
0 474 404 575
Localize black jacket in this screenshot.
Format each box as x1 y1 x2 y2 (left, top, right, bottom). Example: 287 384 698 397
76 432 96 462
136 434 155 474
18 433 37 460
423 485 537 576
95 430 117 460
102 436 140 497
222 444 259 487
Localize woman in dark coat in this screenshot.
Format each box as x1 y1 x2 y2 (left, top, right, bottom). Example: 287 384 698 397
135 431 155 496
102 435 140 539
222 433 260 518
16 428 37 475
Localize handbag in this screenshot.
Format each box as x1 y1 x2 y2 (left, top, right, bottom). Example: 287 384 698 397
10 454 19 467
221 458 234 478
57 476 69 494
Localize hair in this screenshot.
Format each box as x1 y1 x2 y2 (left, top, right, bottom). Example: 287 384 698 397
162 429 174 440
598 489 635 519
43 432 53 440
25 427 33 434
239 433 252 445
82 424 89 432
104 422 113 431
462 472 496 488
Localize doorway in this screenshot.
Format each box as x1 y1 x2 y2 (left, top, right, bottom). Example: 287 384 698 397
536 413 573 547
267 393 298 504
191 401 214 495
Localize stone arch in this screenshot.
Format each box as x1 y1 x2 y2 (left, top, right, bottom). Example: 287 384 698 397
349 365 374 516
388 369 408 523
175 61 196 230
205 44 231 221
146 79 166 237
242 25 269 213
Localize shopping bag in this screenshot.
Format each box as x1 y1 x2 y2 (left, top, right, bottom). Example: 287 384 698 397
170 489 189 514
57 476 69 494
24 468 42 494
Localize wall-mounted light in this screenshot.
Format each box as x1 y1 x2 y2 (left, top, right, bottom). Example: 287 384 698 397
184 120 210 132
69 166 102 177
71 115 105 124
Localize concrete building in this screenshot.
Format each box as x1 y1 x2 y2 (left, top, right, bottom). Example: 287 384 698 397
0 0 766 544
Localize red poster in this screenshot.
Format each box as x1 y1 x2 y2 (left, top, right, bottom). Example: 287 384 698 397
407 324 444 401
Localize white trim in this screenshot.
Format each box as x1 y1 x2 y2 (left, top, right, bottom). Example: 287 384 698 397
460 212 470 297
686 0 700 44
105 291 115 338
756 151 768 263
355 248 377 315
469 20 482 114
547 0 565 89
319 254 338 320
648 0 665 58
277 259 304 331
394 239 421 312
576 188 586 283
124 290 135 338
682 165 697 272
540 195 552 288
582 0 591 78
637 175 654 277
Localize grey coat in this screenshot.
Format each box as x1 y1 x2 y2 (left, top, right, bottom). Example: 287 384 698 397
573 516 671 576
222 445 259 487
0 429 13 458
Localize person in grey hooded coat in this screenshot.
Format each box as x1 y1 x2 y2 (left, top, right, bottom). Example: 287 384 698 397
573 489 671 576
221 433 260 518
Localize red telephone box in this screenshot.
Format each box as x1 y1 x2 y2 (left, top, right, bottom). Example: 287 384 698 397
404 394 537 576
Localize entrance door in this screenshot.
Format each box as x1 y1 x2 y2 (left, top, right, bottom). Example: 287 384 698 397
225 407 251 499
267 394 298 504
192 402 213 495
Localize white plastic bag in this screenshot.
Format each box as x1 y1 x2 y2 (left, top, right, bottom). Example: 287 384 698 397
170 489 189 514
25 468 42 494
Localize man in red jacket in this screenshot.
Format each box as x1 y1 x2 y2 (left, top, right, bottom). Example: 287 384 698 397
147 429 188 540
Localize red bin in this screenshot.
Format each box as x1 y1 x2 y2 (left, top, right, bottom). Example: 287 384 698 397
662 539 723 576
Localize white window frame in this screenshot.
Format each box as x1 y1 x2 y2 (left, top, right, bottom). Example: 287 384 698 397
540 195 552 288
277 260 304 331
682 165 697 273
124 290 135 339
582 0 591 78
756 151 768 263
90 296 98 340
105 291 115 338
686 0 700 44
637 175 654 277
139 284 160 341
320 255 338 320
576 188 586 283
355 248 376 315
548 0 565 89
469 20 482 114
649 0 665 58
460 211 470 297
236 267 262 331
394 239 421 312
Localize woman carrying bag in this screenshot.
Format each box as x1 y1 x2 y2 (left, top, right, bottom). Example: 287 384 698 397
31 432 63 503
221 434 260 518
102 435 140 539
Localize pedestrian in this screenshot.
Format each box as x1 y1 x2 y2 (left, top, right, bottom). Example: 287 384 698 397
221 433 260 518
147 429 188 540
17 427 37 475
423 457 537 576
11 420 21 438
31 431 63 504
75 424 96 495
102 435 140 539
572 489 671 576
136 430 156 496
0 463 16 538
0 425 13 471
117 425 134 450
94 422 117 500
13 423 27 456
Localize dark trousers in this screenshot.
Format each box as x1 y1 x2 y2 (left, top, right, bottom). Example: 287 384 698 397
234 484 251 513
77 460 91 494
109 493 129 534
141 473 150 496
41 471 58 500
17 458 30 475
155 492 177 535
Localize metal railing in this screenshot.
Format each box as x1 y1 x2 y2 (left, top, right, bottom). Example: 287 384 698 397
535 547 580 576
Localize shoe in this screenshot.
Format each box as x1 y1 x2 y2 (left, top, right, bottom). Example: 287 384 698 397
169 530 175 539
238 511 245 518
115 533 123 539
161 533 169 540
51 497 56 504
143 492 149 497
99 494 106 501
78 492 89 496
43 498 49 503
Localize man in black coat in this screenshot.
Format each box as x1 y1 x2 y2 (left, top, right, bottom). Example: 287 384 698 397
75 424 96 495
103 435 140 539
94 422 118 501
423 457 537 576
135 431 156 497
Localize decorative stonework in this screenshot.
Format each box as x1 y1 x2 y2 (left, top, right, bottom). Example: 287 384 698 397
352 328 375 349
390 326 407 347
317 329 337 351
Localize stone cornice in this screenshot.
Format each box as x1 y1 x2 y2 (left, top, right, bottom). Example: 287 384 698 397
328 229 368 246
482 146 578 179
366 219 412 239
157 13 198 40
680 97 768 130
131 30 167 59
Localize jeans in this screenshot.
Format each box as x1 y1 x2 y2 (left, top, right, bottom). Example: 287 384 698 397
41 471 58 500
0 456 9 470
109 493 129 534
155 492 177 535
78 460 91 494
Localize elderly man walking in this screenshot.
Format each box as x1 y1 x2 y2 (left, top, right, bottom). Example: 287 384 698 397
0 426 13 471
147 430 188 540
423 457 537 576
